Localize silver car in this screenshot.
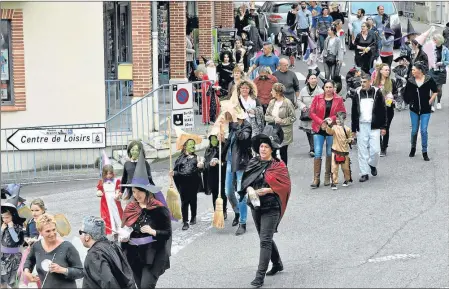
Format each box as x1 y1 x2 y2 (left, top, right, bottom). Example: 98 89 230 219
257 2 297 43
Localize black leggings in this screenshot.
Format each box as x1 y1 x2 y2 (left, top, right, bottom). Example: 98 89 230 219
133 264 159 289
279 145 288 165
180 192 198 223
380 106 395 150
381 55 393 67
437 84 443 103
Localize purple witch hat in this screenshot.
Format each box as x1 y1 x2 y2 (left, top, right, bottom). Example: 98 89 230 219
120 148 177 221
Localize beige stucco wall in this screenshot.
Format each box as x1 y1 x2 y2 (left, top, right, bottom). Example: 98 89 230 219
1 2 105 129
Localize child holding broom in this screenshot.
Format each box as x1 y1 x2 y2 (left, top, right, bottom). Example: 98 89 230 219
204 124 228 220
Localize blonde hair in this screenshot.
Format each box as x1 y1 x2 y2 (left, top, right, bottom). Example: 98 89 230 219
36 213 56 232
433 33 445 47
30 198 46 212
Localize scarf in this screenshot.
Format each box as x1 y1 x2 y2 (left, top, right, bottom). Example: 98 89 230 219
122 197 164 227
307 84 317 94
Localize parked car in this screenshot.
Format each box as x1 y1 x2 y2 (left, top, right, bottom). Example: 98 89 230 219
257 2 297 44
345 1 402 49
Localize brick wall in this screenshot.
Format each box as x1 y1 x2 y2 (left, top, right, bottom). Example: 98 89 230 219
1 9 26 112
198 2 213 60
169 1 186 80
131 1 152 97
214 2 222 27
221 2 235 28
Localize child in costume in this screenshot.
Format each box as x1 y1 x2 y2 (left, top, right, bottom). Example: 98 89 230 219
121 140 174 221
97 151 123 238
323 112 353 190
393 53 410 111
201 57 221 124
203 124 228 220
24 198 46 246
1 184 25 288
169 129 203 230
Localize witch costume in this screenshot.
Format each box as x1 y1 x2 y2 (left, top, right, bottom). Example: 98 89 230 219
203 125 228 219
1 184 25 288
120 150 172 289
238 125 291 288
172 130 203 230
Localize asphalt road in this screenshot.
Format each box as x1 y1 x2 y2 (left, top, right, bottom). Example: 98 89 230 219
19 20 449 288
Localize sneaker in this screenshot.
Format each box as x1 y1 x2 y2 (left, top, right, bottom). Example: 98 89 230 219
331 184 338 190
182 222 189 230
369 165 378 176
431 106 435 112
359 175 369 182
437 103 442 110
380 149 386 157
189 217 196 225
342 181 350 187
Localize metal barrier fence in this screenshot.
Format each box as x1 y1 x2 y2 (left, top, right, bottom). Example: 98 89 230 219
105 80 133 132
1 80 214 185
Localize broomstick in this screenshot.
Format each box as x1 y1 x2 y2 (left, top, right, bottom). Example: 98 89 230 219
212 124 225 229
166 116 182 220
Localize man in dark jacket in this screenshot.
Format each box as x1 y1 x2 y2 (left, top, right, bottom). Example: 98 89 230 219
351 73 387 182
222 109 252 236
81 216 137 289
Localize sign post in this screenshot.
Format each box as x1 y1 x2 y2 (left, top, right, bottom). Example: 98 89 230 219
7 127 106 151
171 83 194 129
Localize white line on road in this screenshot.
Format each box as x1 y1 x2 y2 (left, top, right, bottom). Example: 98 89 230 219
367 253 421 263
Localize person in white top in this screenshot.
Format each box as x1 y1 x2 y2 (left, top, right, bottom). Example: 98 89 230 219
351 73 387 183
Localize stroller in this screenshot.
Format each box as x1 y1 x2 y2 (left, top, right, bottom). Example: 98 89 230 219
278 25 301 67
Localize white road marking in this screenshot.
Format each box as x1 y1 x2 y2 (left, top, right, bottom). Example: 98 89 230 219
367 253 421 263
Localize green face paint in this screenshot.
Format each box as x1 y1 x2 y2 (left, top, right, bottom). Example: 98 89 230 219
186 140 196 154
130 145 140 160
210 136 219 147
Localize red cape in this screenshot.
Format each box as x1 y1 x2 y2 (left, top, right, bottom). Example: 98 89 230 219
265 160 291 219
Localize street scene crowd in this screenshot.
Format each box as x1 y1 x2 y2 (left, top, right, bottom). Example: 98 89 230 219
1 1 449 288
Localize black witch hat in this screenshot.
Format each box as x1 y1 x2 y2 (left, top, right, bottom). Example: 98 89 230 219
251 124 284 153
202 56 213 66
404 18 418 37
120 149 161 193
1 184 26 224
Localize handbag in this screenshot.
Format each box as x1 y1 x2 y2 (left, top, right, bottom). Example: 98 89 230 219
334 153 346 164
300 108 311 121
325 53 337 65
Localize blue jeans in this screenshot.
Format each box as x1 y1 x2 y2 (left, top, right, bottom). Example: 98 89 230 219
410 111 431 153
319 34 326 52
313 134 333 159
225 161 247 224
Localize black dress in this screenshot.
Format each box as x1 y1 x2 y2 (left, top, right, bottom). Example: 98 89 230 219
203 143 227 211
173 154 202 223
122 206 172 289
216 62 235 97
354 32 376 74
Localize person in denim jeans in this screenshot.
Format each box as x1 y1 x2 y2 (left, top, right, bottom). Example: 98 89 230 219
309 80 346 188
222 107 252 235
316 8 333 52
404 62 438 161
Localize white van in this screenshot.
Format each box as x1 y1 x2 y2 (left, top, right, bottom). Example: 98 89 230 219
343 1 403 49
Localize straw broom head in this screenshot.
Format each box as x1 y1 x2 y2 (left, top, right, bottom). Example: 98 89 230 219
166 186 182 220
212 123 225 229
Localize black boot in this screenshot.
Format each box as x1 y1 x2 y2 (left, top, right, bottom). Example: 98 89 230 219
409 148 416 157
235 224 246 236
410 134 417 157
423 152 430 161
266 262 284 276
190 217 196 225
232 213 240 227
250 275 264 288
182 222 189 230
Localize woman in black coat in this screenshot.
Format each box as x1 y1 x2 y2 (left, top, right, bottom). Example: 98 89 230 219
354 22 376 74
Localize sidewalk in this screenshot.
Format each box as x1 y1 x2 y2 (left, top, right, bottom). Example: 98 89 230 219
400 16 444 34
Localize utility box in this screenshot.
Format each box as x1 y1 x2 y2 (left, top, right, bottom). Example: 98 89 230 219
118 62 133 80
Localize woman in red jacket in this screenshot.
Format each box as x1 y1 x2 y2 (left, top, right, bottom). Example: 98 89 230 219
309 80 346 189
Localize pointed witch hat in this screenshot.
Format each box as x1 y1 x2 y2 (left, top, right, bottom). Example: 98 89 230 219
101 150 111 166
174 127 203 151
384 22 395 36
1 184 26 224
202 56 213 66
414 26 434 46
404 18 418 37
120 150 162 193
